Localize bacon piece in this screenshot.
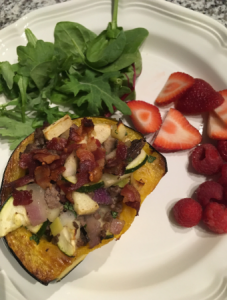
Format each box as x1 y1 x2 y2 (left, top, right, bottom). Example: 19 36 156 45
104 159 126 176
56 180 74 203
76 148 95 162
70 172 90 191
34 165 51 189
46 137 67 151
93 147 106 168
93 147 105 161
79 160 96 173
49 153 68 170
28 159 40 176
31 149 49 154
87 137 98 152
64 142 82 154
121 184 141 215
4 175 34 189
12 189 33 206
81 118 94 135
89 166 103 183
116 141 128 160
33 153 60 164
50 166 66 181
19 153 33 169
69 126 83 143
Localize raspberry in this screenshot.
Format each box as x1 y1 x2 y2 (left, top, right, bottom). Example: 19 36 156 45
217 140 227 161
191 144 223 175
173 198 202 227
197 181 223 207
202 202 227 234
218 164 227 187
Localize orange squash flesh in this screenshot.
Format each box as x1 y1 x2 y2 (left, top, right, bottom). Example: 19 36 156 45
0 117 167 285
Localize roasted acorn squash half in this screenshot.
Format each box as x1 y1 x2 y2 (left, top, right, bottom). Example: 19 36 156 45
0 116 167 285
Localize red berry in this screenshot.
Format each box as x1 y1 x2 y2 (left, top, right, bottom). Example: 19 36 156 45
153 108 202 152
196 181 223 207
202 202 227 234
175 78 224 114
155 72 194 106
127 100 162 134
191 144 223 175
217 140 227 162
173 198 202 227
218 164 227 187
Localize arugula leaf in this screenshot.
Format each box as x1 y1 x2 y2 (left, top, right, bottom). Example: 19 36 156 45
60 70 131 116
0 61 15 89
0 116 33 137
0 75 19 100
0 116 34 149
14 75 29 122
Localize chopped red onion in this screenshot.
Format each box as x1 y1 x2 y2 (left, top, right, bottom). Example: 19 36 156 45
93 188 112 205
25 184 48 226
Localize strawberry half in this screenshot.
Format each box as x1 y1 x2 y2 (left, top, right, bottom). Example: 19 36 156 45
207 111 227 140
127 100 162 134
175 78 224 114
214 90 227 125
154 72 194 106
153 108 202 152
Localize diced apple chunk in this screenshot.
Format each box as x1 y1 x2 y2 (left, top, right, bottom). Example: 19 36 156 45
93 124 111 144
43 115 73 140
72 192 99 215
111 120 127 140
62 151 78 184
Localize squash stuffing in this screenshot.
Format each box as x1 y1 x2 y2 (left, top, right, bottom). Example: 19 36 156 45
0 116 167 285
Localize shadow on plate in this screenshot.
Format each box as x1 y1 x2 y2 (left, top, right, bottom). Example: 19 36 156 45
0 237 115 300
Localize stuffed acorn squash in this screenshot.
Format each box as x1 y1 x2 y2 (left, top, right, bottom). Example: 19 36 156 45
0 116 167 285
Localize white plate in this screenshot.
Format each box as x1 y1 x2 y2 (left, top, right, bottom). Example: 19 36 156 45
1 0 227 299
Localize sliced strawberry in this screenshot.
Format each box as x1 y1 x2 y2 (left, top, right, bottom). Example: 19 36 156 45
154 72 194 106
175 78 224 114
207 111 227 140
127 100 162 134
214 90 227 125
153 108 202 152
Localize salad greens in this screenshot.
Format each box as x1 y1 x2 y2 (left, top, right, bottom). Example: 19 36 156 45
0 0 148 150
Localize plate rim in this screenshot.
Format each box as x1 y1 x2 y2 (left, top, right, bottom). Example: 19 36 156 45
1 1 227 300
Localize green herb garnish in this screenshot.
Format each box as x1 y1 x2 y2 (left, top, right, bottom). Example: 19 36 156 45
148 155 156 163
64 201 77 218
111 211 118 218
29 220 49 245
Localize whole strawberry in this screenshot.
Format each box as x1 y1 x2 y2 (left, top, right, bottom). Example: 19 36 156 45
173 198 202 227
175 78 224 114
203 202 227 234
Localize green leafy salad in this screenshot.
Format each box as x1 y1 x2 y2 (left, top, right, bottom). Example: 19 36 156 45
0 0 148 149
